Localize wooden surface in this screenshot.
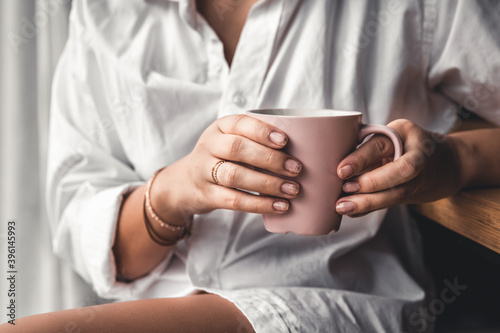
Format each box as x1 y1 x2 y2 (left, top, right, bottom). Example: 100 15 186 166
411 188 500 254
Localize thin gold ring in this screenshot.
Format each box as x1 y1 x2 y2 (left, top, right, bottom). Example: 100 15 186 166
211 160 226 185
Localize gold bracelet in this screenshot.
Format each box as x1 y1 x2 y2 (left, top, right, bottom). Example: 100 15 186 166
143 167 190 246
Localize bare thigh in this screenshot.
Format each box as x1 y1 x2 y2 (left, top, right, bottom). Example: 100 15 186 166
0 294 255 333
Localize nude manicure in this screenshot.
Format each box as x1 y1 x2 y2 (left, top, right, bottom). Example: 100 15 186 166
273 201 289 211
281 182 300 195
339 165 354 179
284 159 302 174
336 201 355 214
342 182 360 193
270 131 288 146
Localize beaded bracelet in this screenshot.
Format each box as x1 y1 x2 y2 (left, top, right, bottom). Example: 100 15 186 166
143 167 190 246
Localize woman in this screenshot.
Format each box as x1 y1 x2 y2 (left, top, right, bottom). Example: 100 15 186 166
3 0 500 332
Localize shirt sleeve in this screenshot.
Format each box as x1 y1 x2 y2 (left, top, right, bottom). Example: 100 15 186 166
46 6 173 299
428 0 500 126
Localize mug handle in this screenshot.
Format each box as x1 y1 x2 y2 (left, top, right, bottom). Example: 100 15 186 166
359 124 403 160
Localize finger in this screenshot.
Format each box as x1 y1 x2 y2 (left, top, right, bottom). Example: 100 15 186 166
341 150 424 194
207 184 290 214
336 179 419 216
217 114 289 149
214 161 300 199
210 135 303 176
337 134 395 179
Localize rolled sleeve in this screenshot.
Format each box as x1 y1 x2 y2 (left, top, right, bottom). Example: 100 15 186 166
92 185 174 298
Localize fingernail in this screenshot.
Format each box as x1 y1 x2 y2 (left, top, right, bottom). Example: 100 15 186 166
273 201 289 211
270 131 287 146
336 201 355 214
281 182 300 195
342 182 360 193
339 165 354 179
285 159 302 174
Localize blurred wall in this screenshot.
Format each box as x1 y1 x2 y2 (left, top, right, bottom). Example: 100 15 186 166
0 0 100 321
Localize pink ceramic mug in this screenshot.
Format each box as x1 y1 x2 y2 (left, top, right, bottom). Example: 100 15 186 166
246 109 403 235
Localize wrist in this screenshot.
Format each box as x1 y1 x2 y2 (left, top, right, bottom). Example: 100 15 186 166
150 166 193 227
145 167 192 246
448 133 476 189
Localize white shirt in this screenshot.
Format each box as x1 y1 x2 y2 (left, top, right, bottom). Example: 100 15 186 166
47 0 500 332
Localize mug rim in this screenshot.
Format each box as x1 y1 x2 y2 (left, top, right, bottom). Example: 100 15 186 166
246 108 362 118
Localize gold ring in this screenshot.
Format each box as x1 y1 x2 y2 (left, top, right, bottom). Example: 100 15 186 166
211 160 226 185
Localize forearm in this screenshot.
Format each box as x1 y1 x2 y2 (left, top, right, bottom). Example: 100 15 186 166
450 127 500 188
114 163 193 280
113 184 173 280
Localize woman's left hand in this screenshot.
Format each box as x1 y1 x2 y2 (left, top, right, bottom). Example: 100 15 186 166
335 119 466 217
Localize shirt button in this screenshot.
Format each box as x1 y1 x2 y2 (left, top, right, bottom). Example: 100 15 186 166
232 91 247 107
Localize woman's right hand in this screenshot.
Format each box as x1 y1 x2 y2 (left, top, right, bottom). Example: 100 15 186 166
150 114 303 225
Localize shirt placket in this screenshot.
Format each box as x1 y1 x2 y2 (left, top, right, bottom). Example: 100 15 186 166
176 0 229 88
199 23 230 88
218 0 285 117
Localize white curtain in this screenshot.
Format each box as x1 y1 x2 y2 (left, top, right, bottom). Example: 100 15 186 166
0 0 100 321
